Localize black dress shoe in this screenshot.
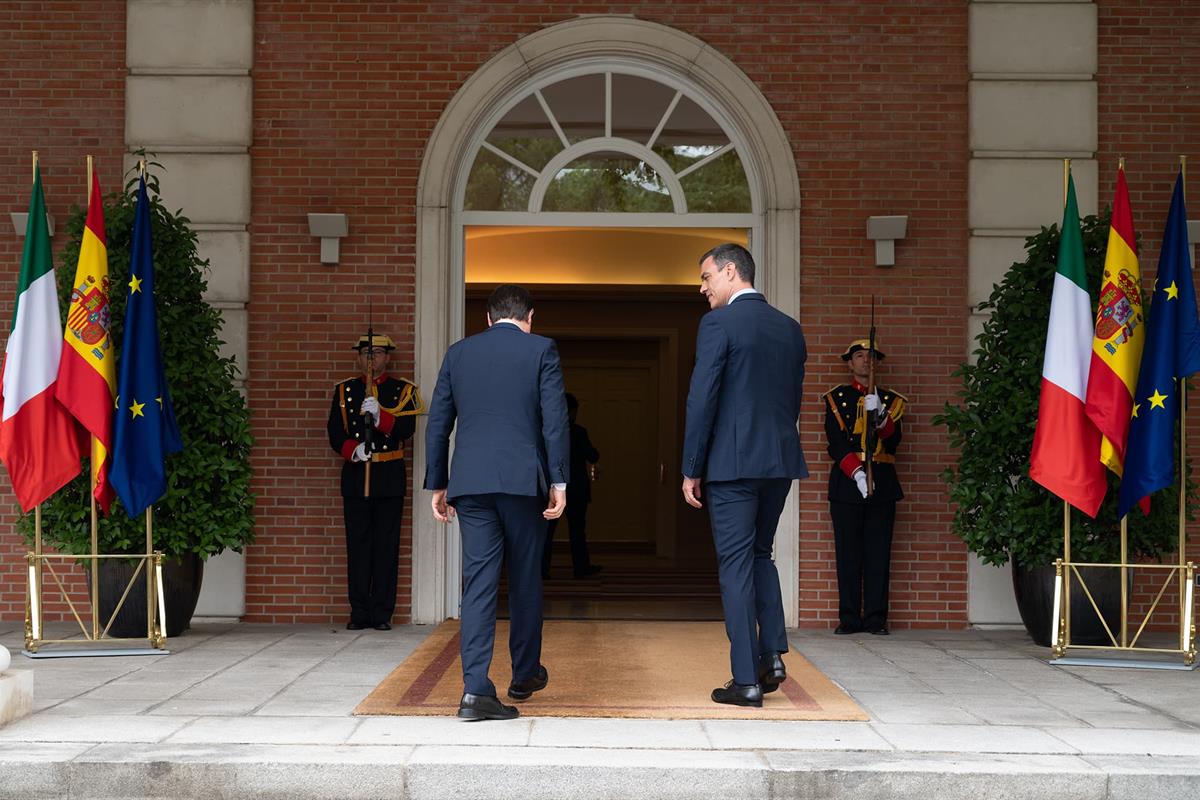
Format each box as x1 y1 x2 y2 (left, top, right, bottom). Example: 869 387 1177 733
573 564 602 578
711 680 763 708
346 621 367 631
834 624 859 635
457 692 519 721
506 664 548 700
758 652 786 694
373 622 392 631
869 626 890 636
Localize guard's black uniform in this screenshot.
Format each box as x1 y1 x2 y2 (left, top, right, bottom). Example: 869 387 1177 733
823 381 906 632
327 373 423 627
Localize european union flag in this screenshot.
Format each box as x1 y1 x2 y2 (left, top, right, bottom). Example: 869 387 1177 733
109 175 182 517
1117 172 1200 518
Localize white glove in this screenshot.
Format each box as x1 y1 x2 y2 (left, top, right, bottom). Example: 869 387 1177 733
361 396 381 427
853 469 869 499
864 393 881 412
352 442 370 462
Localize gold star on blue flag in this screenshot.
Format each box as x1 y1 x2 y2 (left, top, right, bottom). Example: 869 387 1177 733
1118 172 1200 518
109 174 182 517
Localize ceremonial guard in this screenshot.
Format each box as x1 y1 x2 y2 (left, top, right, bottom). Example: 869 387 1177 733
327 333 424 631
823 339 906 636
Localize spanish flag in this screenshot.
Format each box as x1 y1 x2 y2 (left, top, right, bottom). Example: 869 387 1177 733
55 171 116 512
1084 167 1144 477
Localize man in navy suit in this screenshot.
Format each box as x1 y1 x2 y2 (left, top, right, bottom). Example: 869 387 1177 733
424 284 570 721
681 243 808 708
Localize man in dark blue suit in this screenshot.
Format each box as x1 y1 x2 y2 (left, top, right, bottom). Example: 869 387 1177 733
424 284 570 721
681 243 808 708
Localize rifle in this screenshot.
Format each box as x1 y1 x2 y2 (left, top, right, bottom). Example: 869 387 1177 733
864 297 877 498
362 306 378 497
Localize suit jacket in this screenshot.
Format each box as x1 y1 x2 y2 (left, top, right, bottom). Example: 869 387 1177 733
423 323 570 501
566 422 599 504
327 373 423 498
823 382 905 504
682 293 809 482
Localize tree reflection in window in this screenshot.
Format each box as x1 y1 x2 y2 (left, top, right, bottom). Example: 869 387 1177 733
542 153 672 212
463 70 751 214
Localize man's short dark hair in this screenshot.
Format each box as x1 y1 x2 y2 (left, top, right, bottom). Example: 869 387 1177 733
699 243 755 285
487 284 534 322
565 392 578 411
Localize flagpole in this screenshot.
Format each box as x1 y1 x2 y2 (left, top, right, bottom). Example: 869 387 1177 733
146 506 155 643
1062 157 1072 650
1180 154 1189 651
32 151 44 649
85 154 101 640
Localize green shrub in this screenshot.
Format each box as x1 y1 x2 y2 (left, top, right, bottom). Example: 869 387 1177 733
935 211 1185 568
20 164 254 559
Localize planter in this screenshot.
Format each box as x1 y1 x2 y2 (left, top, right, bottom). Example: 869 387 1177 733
91 553 204 639
1012 561 1128 647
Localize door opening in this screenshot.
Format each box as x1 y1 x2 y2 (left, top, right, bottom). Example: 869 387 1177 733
467 225 748 620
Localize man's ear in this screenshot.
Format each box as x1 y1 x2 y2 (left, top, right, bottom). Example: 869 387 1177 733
486 312 493 327
527 308 535 325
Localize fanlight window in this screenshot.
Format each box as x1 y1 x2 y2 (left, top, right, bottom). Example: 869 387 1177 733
464 71 752 214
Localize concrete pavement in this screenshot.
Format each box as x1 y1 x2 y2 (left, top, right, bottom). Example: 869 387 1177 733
1 621 1198 798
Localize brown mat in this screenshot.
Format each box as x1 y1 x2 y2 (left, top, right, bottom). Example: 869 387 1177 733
354 620 868 720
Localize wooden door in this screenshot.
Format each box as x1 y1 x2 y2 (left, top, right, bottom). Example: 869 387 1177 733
560 361 659 545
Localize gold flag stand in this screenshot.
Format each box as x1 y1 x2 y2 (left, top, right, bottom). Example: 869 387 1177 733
1049 156 1196 670
20 153 166 659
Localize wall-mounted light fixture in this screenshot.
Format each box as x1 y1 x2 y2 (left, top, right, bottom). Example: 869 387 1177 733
10 212 55 238
307 213 348 265
866 215 907 267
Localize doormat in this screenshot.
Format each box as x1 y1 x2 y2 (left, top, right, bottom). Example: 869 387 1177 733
354 619 868 720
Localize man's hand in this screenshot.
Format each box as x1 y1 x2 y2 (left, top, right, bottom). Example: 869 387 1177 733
864 392 881 413
682 476 703 508
853 468 869 499
361 396 381 427
543 487 566 520
351 442 370 462
431 489 455 523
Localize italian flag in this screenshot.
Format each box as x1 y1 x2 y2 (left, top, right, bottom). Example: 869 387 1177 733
0 165 83 511
1029 173 1107 518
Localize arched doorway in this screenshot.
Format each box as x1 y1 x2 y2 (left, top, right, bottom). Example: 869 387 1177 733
413 17 801 624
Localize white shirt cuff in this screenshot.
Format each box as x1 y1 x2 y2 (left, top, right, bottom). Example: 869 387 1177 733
551 483 567 491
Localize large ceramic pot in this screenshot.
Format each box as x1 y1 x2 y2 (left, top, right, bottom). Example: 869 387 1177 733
1012 561 1127 647
91 553 204 639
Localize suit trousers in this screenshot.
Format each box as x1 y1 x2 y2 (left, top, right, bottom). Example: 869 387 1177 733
542 500 592 576
830 500 896 631
343 491 405 627
706 478 792 686
455 493 545 697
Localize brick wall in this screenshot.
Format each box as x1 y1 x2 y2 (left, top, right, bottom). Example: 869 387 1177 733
1097 1 1200 631
248 0 970 628
0 0 126 621
2 1 1193 632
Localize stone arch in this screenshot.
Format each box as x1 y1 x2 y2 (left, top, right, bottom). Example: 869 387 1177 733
412 16 801 623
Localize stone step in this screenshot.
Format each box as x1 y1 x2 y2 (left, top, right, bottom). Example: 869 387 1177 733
3 744 1198 799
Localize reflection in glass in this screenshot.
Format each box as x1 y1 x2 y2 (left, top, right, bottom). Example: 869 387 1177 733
540 74 606 144
542 153 673 213
611 73 678 143
654 95 728 159
464 148 535 211
486 94 563 172
679 149 751 213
